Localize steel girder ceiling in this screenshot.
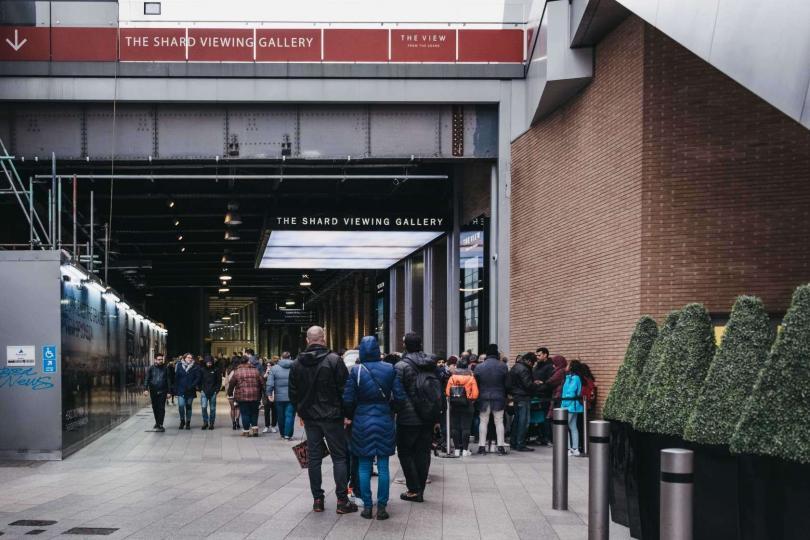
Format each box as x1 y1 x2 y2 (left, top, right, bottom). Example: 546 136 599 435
0 103 497 161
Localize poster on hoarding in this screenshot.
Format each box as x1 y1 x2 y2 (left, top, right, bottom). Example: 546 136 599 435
6 345 35 367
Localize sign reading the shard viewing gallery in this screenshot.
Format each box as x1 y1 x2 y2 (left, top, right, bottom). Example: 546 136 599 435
270 214 450 231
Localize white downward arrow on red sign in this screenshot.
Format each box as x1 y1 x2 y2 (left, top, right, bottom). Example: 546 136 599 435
5 29 28 51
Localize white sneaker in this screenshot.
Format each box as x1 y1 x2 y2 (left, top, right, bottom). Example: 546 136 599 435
262 427 270 433
462 450 472 457
454 449 461 457
270 426 278 433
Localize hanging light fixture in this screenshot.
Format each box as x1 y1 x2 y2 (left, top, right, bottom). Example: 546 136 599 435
173 219 180 227
224 201 243 226
221 250 235 264
177 234 184 241
285 299 296 306
218 287 230 293
224 230 240 241
219 269 232 281
300 274 312 287
167 199 175 208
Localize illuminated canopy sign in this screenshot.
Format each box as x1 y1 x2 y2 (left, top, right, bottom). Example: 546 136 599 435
258 214 448 270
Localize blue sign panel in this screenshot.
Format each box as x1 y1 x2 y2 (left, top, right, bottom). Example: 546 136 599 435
42 345 57 373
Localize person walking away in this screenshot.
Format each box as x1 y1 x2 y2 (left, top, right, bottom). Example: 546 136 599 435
227 356 265 437
144 354 171 432
267 352 295 440
507 352 537 451
289 326 357 515
200 355 222 430
394 332 442 502
343 336 406 520
445 356 479 456
174 353 202 430
561 359 584 456
474 344 509 455
167 357 176 405
224 360 240 430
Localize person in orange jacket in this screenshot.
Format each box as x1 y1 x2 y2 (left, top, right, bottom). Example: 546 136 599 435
445 356 480 456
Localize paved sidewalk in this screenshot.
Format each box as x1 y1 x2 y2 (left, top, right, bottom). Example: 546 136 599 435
0 398 632 539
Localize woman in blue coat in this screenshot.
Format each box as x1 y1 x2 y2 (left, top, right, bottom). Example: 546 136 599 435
343 336 406 521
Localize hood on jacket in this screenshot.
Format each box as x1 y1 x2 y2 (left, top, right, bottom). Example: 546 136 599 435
402 351 437 371
298 344 332 367
551 355 567 370
278 358 293 369
358 336 381 363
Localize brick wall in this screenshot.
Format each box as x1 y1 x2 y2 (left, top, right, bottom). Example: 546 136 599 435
640 27 810 319
510 15 810 412
510 16 645 408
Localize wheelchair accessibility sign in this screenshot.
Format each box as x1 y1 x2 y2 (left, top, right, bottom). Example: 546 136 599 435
42 345 57 373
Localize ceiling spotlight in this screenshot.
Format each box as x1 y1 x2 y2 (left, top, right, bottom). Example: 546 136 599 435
180 247 186 252
224 202 242 226
174 219 180 227
222 315 231 321
219 270 232 281
167 199 175 208
230 310 239 316
224 230 240 241
221 251 235 264
285 300 295 306
218 287 230 293
300 280 312 287
177 234 184 241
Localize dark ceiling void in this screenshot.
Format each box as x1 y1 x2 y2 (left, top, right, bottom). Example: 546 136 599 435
1 159 461 322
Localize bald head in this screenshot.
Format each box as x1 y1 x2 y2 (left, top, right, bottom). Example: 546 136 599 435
306 326 326 346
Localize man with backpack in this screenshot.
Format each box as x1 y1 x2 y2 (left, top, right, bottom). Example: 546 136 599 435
394 332 442 502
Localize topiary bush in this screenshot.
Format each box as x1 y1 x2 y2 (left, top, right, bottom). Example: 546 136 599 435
631 310 680 428
635 303 715 436
603 316 658 423
684 296 775 446
731 284 810 464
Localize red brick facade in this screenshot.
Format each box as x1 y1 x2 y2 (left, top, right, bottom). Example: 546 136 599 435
510 16 810 412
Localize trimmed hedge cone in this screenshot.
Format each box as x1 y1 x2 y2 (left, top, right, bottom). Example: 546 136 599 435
730 284 810 540
683 296 775 540
604 316 659 423
604 316 658 530
631 310 680 429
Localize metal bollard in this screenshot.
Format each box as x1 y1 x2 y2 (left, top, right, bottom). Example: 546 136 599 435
660 448 694 540
588 421 610 540
552 407 569 510
582 396 589 456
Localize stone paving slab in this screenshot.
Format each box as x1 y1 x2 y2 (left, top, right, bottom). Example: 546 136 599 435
0 397 633 539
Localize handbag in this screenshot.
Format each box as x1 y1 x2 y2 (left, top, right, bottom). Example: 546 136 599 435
357 364 389 400
292 431 330 469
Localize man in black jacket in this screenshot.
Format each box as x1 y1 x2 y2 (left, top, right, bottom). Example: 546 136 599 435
289 325 357 515
508 352 537 451
200 356 222 430
532 347 554 445
144 354 170 432
394 332 439 502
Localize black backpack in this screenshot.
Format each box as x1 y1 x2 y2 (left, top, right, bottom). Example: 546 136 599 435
448 384 468 406
406 360 443 423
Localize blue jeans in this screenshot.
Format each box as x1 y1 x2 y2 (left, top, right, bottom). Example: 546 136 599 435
510 399 531 449
568 412 580 450
201 393 217 424
358 455 389 508
238 400 260 430
275 401 295 438
177 395 194 422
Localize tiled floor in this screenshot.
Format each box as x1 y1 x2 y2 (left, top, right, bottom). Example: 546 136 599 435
0 398 632 539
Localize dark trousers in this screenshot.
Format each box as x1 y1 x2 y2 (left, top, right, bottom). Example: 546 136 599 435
304 419 349 501
263 395 277 427
238 400 260 430
149 390 166 427
450 407 473 451
510 399 531 449
396 424 434 494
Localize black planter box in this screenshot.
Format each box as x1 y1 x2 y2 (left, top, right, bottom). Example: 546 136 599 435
636 431 683 540
609 421 631 526
692 443 739 540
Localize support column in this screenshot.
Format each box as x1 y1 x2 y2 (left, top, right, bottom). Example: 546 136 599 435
422 247 434 354
388 266 398 353
491 83 512 353
403 258 413 334
447 177 461 356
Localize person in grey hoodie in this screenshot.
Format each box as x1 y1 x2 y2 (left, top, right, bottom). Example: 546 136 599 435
267 351 296 440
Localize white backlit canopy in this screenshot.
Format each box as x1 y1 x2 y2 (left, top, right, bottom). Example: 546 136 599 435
259 230 443 270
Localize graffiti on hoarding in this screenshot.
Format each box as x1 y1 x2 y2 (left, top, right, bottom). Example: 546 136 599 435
64 407 89 430
0 367 55 391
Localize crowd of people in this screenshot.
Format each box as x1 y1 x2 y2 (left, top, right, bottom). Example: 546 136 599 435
143 326 597 520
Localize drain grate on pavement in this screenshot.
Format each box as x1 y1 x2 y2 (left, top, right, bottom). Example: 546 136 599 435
9 521 57 527
63 527 119 535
